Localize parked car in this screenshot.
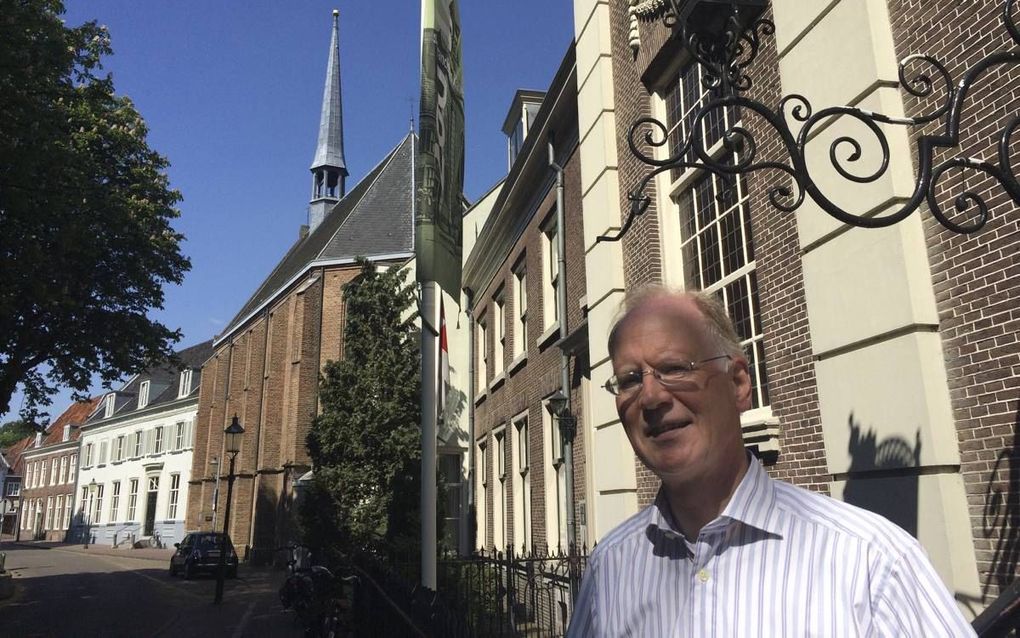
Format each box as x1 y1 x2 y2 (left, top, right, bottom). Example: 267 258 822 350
168 532 238 579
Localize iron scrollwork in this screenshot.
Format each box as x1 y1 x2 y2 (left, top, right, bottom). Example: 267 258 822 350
605 0 1020 243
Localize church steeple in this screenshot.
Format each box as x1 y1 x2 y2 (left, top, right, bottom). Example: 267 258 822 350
308 9 348 232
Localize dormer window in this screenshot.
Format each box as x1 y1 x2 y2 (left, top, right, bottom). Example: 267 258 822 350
34 432 42 448
62 425 71 442
502 90 545 170
103 393 116 418
178 369 193 398
138 380 150 409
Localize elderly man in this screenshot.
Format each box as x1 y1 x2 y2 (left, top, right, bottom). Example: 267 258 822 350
567 287 973 637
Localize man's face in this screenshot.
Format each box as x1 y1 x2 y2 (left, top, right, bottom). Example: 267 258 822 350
610 296 752 486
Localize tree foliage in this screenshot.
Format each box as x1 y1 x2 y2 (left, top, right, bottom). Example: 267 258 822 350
304 259 421 560
0 419 36 449
0 0 189 418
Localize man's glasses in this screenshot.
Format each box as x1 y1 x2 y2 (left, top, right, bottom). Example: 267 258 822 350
604 355 731 396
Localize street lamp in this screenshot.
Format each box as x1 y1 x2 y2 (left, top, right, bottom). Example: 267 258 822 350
610 0 1020 243
82 478 97 548
214 415 244 605
546 389 577 444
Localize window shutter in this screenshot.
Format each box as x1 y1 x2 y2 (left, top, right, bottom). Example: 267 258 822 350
99 441 108 464
186 419 194 448
146 429 155 455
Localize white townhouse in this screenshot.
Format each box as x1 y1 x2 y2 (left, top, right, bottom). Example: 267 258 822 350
73 341 212 547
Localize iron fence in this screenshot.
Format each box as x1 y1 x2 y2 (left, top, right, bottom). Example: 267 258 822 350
348 545 589 637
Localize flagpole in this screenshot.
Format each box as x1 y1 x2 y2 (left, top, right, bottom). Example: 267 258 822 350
420 280 439 589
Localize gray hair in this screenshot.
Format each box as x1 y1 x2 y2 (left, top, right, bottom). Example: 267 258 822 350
606 284 746 360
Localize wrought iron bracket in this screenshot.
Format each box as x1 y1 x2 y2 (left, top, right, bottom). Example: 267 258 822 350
603 0 1020 243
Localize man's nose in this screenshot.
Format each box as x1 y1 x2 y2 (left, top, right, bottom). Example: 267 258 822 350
638 372 671 410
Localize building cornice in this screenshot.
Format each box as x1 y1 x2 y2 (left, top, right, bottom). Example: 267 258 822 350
81 396 199 434
213 251 415 347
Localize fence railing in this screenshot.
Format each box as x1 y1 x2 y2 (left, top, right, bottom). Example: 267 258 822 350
349 545 590 637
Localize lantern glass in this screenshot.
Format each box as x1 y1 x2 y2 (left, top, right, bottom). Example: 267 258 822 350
547 390 569 418
224 416 245 456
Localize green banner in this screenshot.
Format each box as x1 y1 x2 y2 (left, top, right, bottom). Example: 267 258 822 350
416 0 465 294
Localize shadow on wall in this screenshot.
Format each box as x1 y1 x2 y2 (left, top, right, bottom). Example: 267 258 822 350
981 402 1020 601
842 414 921 538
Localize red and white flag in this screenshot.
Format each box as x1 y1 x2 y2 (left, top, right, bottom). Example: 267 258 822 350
439 297 450 421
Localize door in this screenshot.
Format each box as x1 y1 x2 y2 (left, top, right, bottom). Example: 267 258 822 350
144 476 159 536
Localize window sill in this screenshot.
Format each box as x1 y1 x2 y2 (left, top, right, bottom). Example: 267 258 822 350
474 388 487 407
538 323 560 351
508 353 527 376
740 409 780 461
489 371 506 392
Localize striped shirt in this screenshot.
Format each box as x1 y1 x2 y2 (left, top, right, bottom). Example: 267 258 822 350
568 456 974 637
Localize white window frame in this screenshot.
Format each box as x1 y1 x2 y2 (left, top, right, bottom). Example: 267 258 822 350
110 481 121 523
541 215 559 330
167 473 180 519
59 455 68 484
493 289 506 376
93 483 104 524
68 454 76 483
153 427 164 454
513 261 527 360
45 496 54 530
476 315 488 394
83 443 93 468
543 396 567 551
103 393 115 418
174 422 185 451
511 413 531 552
127 479 139 521
475 437 488 550
133 431 143 458
492 426 507 550
63 496 72 531
50 457 58 485
138 380 150 409
179 369 193 398
39 460 47 487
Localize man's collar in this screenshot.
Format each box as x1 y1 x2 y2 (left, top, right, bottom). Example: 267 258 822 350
648 454 783 540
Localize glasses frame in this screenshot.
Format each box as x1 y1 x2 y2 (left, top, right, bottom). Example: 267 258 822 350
604 355 732 396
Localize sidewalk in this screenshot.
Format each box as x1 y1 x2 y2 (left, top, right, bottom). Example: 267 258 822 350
4 539 175 562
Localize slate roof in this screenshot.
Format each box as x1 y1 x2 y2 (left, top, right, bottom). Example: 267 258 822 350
219 132 416 341
311 10 346 172
84 339 214 426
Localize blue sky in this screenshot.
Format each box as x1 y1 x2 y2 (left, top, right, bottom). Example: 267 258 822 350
3 0 575 422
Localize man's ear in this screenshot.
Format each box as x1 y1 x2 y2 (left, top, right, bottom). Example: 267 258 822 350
730 355 753 412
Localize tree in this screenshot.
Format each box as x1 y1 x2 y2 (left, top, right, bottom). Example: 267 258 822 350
0 419 36 449
304 259 421 561
0 0 189 419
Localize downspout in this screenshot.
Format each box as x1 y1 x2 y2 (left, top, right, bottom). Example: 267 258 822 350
465 291 476 552
548 134 576 550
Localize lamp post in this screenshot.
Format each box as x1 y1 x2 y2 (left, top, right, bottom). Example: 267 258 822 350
546 389 580 601
214 415 244 605
84 478 97 548
210 456 220 531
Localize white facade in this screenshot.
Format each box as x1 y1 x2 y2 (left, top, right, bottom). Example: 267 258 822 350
75 400 197 547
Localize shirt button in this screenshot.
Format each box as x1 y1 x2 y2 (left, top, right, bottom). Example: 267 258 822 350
697 569 710 583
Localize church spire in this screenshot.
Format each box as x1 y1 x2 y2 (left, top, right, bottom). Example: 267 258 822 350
308 9 348 232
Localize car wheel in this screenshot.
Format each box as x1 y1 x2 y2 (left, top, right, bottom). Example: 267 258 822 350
183 562 194 580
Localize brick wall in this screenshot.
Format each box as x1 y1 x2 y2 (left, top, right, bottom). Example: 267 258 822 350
612 4 828 506
888 0 1020 601
472 138 588 553
186 261 376 554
